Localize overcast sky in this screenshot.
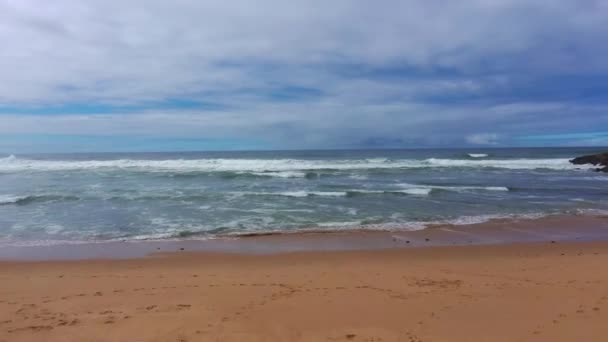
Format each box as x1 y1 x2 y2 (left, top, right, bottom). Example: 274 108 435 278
1 0 607 152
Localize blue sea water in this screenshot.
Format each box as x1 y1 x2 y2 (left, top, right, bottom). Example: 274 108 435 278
0 147 607 245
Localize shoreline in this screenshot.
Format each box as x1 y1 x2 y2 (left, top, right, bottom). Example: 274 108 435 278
2 213 608 261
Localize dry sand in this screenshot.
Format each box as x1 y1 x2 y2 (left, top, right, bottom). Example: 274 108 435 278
1 241 608 341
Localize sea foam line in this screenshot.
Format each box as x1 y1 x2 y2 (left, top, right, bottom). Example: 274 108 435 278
4 210 608 247
0 155 594 172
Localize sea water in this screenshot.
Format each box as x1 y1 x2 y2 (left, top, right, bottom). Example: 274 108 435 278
0 147 607 245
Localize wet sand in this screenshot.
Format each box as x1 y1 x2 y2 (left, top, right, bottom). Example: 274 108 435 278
2 240 608 341
2 213 608 260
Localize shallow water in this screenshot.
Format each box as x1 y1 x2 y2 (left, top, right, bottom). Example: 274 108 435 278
1 147 607 245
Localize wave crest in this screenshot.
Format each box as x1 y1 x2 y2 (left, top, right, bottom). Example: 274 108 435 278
0 194 80 205
0 194 26 205
0 156 592 173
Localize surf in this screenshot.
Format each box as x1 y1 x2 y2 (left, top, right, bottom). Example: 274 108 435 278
0 156 592 173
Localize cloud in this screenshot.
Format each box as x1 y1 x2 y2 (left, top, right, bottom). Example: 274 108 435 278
466 133 500 145
514 131 608 147
0 0 607 151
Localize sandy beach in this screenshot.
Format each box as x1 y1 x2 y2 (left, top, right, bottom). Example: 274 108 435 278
2 239 608 342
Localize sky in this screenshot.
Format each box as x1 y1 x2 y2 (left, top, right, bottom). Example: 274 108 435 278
1 0 608 153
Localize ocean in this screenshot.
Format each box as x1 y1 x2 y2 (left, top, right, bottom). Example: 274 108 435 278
1 147 607 246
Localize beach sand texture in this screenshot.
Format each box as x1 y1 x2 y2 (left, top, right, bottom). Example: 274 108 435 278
1 241 608 341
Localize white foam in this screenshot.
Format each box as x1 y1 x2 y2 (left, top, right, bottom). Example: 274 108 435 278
366 158 389 163
575 208 608 216
278 191 316 198
468 153 488 158
397 183 509 193
348 186 505 196
308 191 348 197
248 171 307 178
394 188 432 196
0 195 25 205
293 213 550 232
423 158 590 170
445 214 505 226
391 212 549 229
0 154 16 161
0 155 593 173
479 186 509 191
317 221 362 227
236 191 348 198
346 189 432 196
0 239 104 247
442 185 509 192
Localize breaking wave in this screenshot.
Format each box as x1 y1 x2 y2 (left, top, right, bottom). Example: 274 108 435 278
0 194 80 205
397 183 509 193
234 185 510 198
0 155 593 173
235 191 348 198
0 195 26 205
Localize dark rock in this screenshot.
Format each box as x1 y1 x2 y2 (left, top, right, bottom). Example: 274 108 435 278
570 152 608 172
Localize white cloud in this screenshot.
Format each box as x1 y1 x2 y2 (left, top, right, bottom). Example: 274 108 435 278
0 1 607 150
0 0 606 104
466 133 500 145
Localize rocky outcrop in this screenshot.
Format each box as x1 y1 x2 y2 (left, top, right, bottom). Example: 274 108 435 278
570 152 608 172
